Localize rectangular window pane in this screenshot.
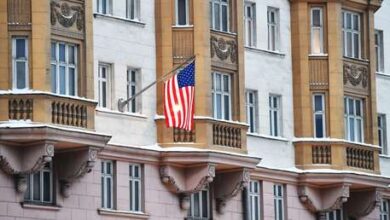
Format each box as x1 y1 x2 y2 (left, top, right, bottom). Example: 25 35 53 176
59 44 66 62
33 172 41 201
202 190 208 218
16 62 26 89
222 5 228 32
16 39 26 58
51 64 57 93
194 192 200 217
43 172 51 202
59 66 66 94
69 68 75 96
312 9 321 27
178 0 187 25
214 4 220 30
315 115 324 138
135 181 139 211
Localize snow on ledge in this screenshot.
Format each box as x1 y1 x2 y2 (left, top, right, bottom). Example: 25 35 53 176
0 89 97 103
293 137 381 149
154 115 249 127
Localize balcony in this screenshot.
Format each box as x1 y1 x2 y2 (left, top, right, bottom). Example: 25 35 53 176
156 117 247 153
0 92 96 129
294 139 380 174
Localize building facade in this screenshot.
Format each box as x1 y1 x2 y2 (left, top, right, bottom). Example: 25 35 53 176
0 0 390 220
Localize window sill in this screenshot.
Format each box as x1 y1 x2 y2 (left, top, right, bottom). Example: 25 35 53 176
343 56 369 63
210 29 237 36
380 154 390 159
96 108 148 119
98 208 149 219
172 25 194 28
377 72 390 78
244 46 285 57
247 133 289 142
93 13 146 27
308 53 328 57
21 202 61 211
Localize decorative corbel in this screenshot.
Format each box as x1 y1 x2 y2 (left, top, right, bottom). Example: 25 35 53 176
298 186 318 213
343 189 382 218
214 169 250 214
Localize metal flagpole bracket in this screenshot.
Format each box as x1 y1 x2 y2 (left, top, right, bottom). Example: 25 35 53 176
118 98 126 112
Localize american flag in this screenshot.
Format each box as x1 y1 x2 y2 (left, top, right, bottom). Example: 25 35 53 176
164 61 195 131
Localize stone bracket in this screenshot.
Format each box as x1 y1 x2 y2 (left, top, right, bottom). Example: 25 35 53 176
298 184 350 213
343 189 382 218
214 169 250 214
56 147 99 198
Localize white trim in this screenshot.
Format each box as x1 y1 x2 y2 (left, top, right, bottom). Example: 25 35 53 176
175 0 189 26
310 7 324 54
312 93 326 138
126 0 141 21
12 37 29 90
98 63 111 109
273 184 285 220
249 180 261 220
269 95 282 137
344 96 364 143
212 72 232 121
246 90 258 133
244 2 256 47
101 160 114 209
267 7 280 52
97 0 112 15
342 10 361 59
129 164 142 212
210 0 230 32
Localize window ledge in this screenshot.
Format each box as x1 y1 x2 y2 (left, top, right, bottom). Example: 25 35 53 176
96 108 148 119
247 133 289 142
93 13 146 27
309 53 328 57
377 72 390 78
172 25 194 28
98 209 149 219
343 56 369 63
21 202 61 211
380 154 390 159
244 46 286 57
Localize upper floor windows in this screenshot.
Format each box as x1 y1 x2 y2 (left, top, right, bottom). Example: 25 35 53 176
127 69 141 113
126 0 140 21
375 30 385 73
249 180 261 220
313 94 326 138
187 187 210 219
267 7 280 52
101 160 114 209
273 184 285 220
342 10 361 59
98 63 111 109
24 163 53 204
97 0 112 15
210 0 229 32
12 37 29 90
381 199 390 220
129 164 142 212
269 95 281 137
310 7 324 54
212 72 231 120
51 42 77 96
246 90 258 133
176 0 189 26
326 210 343 220
244 2 256 47
378 114 387 155
344 97 364 143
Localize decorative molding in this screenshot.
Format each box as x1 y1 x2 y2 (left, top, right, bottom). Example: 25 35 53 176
344 189 382 218
50 0 84 31
210 36 237 63
343 63 369 88
298 186 317 213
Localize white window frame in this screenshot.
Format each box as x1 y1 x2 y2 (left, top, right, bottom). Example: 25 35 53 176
98 63 111 109
342 10 361 59
267 7 280 52
310 7 324 54
97 0 112 15
126 0 140 21
246 90 258 133
212 72 232 121
344 97 364 143
378 114 387 155
273 184 285 220
269 95 281 137
313 94 326 138
175 0 189 26
188 187 210 219
375 30 385 73
244 2 256 47
209 0 230 32
101 160 114 209
51 42 78 96
326 209 343 220
12 37 29 90
127 68 141 113
24 163 53 204
381 199 390 220
249 180 261 220
129 164 142 212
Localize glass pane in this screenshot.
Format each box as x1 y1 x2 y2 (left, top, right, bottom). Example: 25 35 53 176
214 3 220 30
43 172 51 202
347 32 352 57
223 75 229 92
59 44 66 62
249 108 254 132
68 46 75 64
33 172 41 201
202 190 208 218
106 162 112 175
194 193 200 217
59 66 66 94
254 198 259 219
101 177 104 207
16 61 26 89
51 43 56 61
312 29 322 54
216 94 222 119
312 9 321 27
355 100 361 116
102 81 107 107
134 166 139 178
106 178 111 208
273 111 278 136
51 64 57 93
353 14 359 31
315 115 324 138
354 33 359 58
130 180 133 209
135 181 139 211
278 200 283 220
69 68 75 96
346 13 352 29
102 0 107 14
222 5 228 32
273 97 278 108
349 118 355 141
224 95 230 120
348 99 354 115
25 176 30 200
16 39 26 58
130 0 135 19
278 185 282 197
357 119 362 142
314 95 323 112
178 0 187 25
216 74 221 91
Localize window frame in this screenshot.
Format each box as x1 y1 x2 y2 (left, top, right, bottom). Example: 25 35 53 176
249 180 261 220
375 29 385 73
273 184 285 220
187 187 210 220
244 2 256 47
344 97 364 143
97 0 112 15
98 63 111 109
378 114 387 155
342 10 361 59
212 72 232 121
326 209 343 220
175 0 190 26
267 7 280 52
209 0 230 32
12 37 29 90
127 68 141 113
24 163 53 204
269 95 281 137
101 160 114 209
129 164 142 212
381 199 390 220
313 93 326 138
126 0 141 21
246 90 258 133
310 7 324 54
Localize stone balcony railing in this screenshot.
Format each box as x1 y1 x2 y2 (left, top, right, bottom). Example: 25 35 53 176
294 139 380 174
0 92 96 129
156 117 248 153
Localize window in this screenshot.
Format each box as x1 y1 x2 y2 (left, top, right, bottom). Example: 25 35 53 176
269 95 281 137
381 199 390 220
249 181 261 220
311 7 324 54
267 7 279 51
51 42 77 96
326 210 343 220
244 2 256 47
378 114 387 155
246 90 258 133
375 30 385 73
273 184 285 220
209 0 229 32
127 69 140 113
101 161 114 209
126 0 140 21
129 164 142 212
342 10 361 59
97 0 112 14
98 63 111 108
344 97 364 142
176 0 189 26
12 37 29 90
313 94 326 138
24 163 53 203
212 72 231 120
187 188 210 220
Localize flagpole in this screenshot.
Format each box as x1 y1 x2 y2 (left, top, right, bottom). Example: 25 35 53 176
117 55 196 112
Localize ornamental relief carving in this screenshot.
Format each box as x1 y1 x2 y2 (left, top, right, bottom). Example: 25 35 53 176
50 0 84 31
343 63 369 88
210 36 237 64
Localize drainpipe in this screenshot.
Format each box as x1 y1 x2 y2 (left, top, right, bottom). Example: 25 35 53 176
242 186 250 220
